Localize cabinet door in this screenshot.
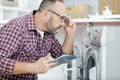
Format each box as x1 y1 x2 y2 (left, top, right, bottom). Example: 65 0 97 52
99 0 120 14
0 9 3 20
3 10 17 20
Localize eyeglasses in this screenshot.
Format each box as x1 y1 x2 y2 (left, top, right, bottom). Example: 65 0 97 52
48 10 69 26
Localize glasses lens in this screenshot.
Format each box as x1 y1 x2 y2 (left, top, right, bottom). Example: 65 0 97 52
62 17 69 26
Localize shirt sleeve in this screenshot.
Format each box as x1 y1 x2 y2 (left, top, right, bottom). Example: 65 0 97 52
0 22 22 74
50 34 64 58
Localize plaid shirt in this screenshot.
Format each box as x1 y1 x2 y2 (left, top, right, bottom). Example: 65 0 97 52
0 11 64 80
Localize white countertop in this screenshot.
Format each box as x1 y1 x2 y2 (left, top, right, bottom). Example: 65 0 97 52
73 15 120 23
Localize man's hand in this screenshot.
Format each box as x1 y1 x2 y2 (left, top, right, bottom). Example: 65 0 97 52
31 53 57 74
64 18 76 38
13 53 56 74
61 18 76 54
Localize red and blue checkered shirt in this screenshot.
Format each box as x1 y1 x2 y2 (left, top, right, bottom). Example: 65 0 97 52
0 11 64 80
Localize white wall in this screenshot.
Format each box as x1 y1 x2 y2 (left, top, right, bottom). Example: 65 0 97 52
18 0 42 10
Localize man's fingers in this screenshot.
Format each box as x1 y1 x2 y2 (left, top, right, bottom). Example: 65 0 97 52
48 62 57 68
44 53 51 60
47 53 51 57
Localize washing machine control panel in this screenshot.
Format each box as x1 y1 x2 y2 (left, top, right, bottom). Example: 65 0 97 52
87 27 103 47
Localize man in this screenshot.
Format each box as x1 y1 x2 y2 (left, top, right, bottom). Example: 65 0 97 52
0 0 76 80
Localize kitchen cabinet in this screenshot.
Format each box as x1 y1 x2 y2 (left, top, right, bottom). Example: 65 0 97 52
0 5 31 20
0 0 41 20
99 0 120 14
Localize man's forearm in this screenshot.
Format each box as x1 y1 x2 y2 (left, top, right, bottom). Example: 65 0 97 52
62 33 74 54
13 56 56 74
13 62 34 74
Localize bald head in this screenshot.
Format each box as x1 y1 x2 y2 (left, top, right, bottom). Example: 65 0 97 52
37 0 63 12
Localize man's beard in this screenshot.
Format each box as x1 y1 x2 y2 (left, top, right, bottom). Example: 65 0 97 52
44 16 56 34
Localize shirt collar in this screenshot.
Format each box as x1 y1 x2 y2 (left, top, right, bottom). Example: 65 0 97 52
27 10 37 30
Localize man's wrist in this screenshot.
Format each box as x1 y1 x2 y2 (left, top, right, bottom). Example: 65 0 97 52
66 32 75 39
29 63 36 74
65 34 74 42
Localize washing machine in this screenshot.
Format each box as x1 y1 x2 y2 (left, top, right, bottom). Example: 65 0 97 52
79 26 120 80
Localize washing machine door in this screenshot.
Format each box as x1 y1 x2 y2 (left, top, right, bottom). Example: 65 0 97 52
81 45 100 80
